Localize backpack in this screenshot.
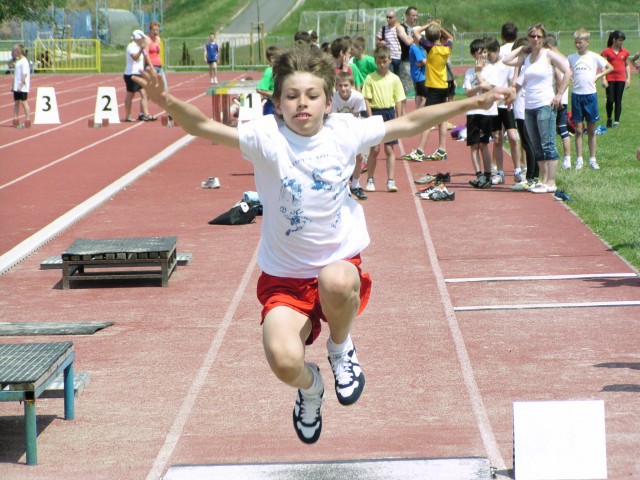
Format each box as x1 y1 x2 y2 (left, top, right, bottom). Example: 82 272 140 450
208 202 258 225
381 25 411 61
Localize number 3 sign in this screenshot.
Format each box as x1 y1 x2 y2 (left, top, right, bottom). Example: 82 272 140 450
34 86 61 124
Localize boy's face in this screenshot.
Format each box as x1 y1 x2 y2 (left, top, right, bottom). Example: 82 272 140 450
575 38 589 54
486 50 499 63
375 55 391 74
351 44 363 59
336 80 353 100
473 49 487 63
275 72 331 137
209 35 215 42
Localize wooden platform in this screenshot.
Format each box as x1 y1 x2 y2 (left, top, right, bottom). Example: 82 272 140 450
61 236 178 289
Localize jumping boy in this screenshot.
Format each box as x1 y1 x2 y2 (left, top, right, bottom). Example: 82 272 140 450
332 71 368 200
361 45 406 192
134 47 511 445
11 43 30 129
567 28 613 170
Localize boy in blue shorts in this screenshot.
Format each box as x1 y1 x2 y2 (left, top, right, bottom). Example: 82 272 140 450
204 33 219 84
402 33 428 162
362 45 406 192
134 47 512 445
567 28 613 170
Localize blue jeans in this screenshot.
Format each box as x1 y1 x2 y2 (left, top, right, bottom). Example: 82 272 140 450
524 105 558 161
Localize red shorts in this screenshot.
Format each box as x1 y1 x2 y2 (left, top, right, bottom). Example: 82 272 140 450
257 255 372 345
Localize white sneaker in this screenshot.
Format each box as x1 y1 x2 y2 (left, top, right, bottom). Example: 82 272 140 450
491 172 505 185
387 179 398 192
589 161 600 170
364 178 375 192
575 158 584 170
561 158 571 170
292 363 324 444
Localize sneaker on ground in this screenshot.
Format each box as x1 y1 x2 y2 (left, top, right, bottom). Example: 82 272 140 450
414 173 435 185
327 344 365 406
510 180 529 191
514 172 525 183
434 172 451 184
430 189 455 201
575 159 584 170
589 161 600 170
491 173 505 185
364 178 375 192
350 186 368 200
416 184 436 197
477 175 492 189
468 176 480 188
612 121 619 127
387 180 398 192
292 364 324 444
425 149 447 161
561 159 571 170
402 149 425 162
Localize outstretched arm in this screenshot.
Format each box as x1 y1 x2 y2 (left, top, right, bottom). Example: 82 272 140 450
383 88 515 142
133 67 239 148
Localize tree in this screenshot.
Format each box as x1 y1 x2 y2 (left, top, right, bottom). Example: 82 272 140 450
0 0 66 25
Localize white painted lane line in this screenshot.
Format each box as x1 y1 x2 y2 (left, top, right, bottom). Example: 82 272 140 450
455 300 640 311
146 244 259 480
402 161 507 473
446 273 638 283
0 134 195 274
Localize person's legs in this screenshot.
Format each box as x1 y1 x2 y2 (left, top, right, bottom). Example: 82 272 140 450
574 121 584 162
125 91 134 118
586 122 597 159
605 83 614 124
13 99 19 122
613 81 624 123
365 144 379 191
139 89 150 117
20 98 30 123
537 105 559 189
384 143 397 191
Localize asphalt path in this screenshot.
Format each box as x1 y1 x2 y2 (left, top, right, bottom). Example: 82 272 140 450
223 0 300 34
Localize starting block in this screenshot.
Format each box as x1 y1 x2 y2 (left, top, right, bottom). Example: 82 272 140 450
12 119 31 128
88 118 110 128
513 400 607 480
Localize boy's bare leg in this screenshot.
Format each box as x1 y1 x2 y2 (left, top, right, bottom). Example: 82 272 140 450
21 100 30 123
385 144 396 183
586 123 596 158
318 260 360 344
263 307 313 389
125 92 134 118
438 122 447 151
366 145 379 184
574 123 584 160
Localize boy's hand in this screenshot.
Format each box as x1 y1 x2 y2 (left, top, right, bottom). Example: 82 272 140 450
477 87 515 109
132 67 167 107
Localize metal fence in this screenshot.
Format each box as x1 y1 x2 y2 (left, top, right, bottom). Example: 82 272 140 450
33 39 101 71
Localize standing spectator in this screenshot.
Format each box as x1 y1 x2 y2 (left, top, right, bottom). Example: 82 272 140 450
567 29 613 170
503 23 572 193
351 36 378 80
148 21 168 92
398 6 419 99
376 10 402 75
600 30 631 128
402 33 428 162
362 45 406 192
11 43 30 129
124 30 155 122
500 22 518 58
256 45 280 115
204 33 219 84
411 21 454 161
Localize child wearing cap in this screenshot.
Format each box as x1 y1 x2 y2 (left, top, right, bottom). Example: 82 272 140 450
124 30 156 122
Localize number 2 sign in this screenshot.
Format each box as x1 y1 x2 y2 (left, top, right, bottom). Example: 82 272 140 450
93 87 120 124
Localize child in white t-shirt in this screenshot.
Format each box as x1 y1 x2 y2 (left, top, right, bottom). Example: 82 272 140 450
567 29 613 170
11 43 30 129
134 47 512 445
332 72 368 200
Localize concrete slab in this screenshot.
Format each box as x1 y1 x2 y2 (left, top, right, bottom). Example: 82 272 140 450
163 457 492 480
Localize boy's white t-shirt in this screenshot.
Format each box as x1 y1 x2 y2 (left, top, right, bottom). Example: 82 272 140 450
238 113 385 278
491 57 513 109
13 57 30 92
463 64 498 116
567 51 608 95
331 90 366 114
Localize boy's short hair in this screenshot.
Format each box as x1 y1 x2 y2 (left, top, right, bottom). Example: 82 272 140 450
352 36 366 51
330 37 350 59
483 37 500 53
512 37 528 50
294 31 311 43
373 45 390 60
265 45 281 61
272 47 335 104
544 34 558 49
336 71 354 86
425 23 442 43
501 22 518 42
574 28 590 41
469 38 485 55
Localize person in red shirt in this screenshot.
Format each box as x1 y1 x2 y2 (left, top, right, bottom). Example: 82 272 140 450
600 30 631 128
147 21 168 92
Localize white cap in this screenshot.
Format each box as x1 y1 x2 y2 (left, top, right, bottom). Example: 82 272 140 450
132 30 146 40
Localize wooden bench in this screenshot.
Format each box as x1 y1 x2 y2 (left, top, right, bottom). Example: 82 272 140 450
61 236 178 289
0 342 75 465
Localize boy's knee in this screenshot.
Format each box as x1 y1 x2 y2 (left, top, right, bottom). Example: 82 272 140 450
264 342 305 383
318 262 359 303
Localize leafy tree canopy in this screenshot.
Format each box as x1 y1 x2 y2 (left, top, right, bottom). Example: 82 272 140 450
0 0 66 25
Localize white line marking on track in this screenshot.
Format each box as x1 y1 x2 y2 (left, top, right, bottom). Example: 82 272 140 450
455 300 640 311
0 134 195 274
446 272 638 283
145 244 260 480
402 161 507 473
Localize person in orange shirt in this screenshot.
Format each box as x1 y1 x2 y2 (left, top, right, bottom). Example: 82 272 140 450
147 21 168 92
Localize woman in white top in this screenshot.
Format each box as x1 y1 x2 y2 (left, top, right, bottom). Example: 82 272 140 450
503 23 572 193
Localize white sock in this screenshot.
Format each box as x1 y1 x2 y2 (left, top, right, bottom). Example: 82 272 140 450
327 335 353 354
514 168 522 175
351 179 360 189
576 157 583 163
563 156 571 162
301 362 323 395
589 157 597 164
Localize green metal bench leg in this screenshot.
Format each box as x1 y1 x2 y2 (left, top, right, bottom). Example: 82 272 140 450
24 399 37 465
63 362 75 420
